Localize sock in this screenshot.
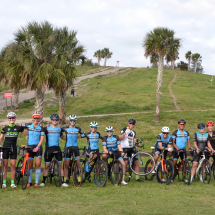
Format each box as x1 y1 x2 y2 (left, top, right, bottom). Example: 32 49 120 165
135 175 140 180
61 176 64 183
200 175 203 180
42 176 47 183
35 169 41 184
3 179 6 184
191 175 194 181
11 179 15 184
122 174 125 181
28 169 33 183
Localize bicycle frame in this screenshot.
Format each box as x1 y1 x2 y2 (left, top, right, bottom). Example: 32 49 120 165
195 151 206 175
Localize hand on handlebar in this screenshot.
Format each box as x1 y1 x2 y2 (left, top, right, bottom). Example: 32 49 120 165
33 147 39 152
21 145 27 148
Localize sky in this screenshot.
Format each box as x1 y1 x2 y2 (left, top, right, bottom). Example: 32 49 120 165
0 0 215 75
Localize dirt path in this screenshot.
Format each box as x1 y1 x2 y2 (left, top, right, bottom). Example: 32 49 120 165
168 73 180 110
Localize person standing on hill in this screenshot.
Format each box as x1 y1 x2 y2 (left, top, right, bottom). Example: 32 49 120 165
206 121 215 161
71 85 75 98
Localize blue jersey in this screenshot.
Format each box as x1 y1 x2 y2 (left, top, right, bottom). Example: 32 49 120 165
62 126 84 147
102 135 120 152
154 133 172 149
172 129 190 149
44 126 63 148
84 132 102 150
22 123 45 146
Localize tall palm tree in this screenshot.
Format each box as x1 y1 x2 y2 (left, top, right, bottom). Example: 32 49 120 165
143 27 181 122
185 51 192 71
191 53 202 73
101 48 112 66
150 53 159 68
93 50 102 65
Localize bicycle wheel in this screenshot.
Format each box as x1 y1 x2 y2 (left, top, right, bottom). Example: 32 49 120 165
94 160 108 187
15 158 23 185
182 159 191 185
22 160 30 190
53 159 61 187
0 158 4 188
201 159 211 184
212 163 215 180
110 160 123 186
156 160 174 185
145 159 156 180
46 164 53 184
72 159 82 187
80 159 87 183
130 152 155 176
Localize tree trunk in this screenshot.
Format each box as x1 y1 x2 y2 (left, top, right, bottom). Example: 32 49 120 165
104 56 107 66
12 88 19 110
59 90 67 125
171 60 175 70
194 60 197 73
35 86 45 123
98 57 100 66
155 54 164 122
188 58 191 71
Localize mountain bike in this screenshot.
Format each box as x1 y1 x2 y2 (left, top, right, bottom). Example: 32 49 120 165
0 146 10 188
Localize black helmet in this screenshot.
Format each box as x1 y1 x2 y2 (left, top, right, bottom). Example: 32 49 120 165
128 118 136 125
178 119 186 124
197 123 205 129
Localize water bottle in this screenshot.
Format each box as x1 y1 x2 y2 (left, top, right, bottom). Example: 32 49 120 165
20 163 23 172
211 160 213 166
155 160 161 170
89 160 95 169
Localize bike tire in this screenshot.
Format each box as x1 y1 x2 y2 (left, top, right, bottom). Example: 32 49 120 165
212 163 215 180
110 160 123 186
94 160 108 187
46 163 53 184
15 158 23 185
145 159 156 180
0 159 4 188
156 160 174 185
130 152 155 176
22 160 29 190
66 160 72 184
80 159 87 183
72 159 82 188
182 159 191 185
53 159 61 187
201 159 211 184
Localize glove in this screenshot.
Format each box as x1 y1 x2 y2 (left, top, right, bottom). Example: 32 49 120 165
168 148 173 152
21 145 27 148
33 147 39 152
125 128 130 135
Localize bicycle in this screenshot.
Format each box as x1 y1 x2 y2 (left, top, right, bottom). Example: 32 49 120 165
0 146 10 188
81 149 108 187
46 151 62 187
15 146 32 190
173 149 191 185
145 146 156 181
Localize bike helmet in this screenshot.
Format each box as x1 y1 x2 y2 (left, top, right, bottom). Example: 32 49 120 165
178 119 186 124
68 114 78 121
50 113 59 120
197 123 205 129
32 111 42 118
7 112 17 118
206 121 214 127
105 126 114 132
161 126 170 133
90 121 98 127
128 118 136 125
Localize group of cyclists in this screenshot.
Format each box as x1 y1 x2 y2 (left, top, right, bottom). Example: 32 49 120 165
1 111 215 188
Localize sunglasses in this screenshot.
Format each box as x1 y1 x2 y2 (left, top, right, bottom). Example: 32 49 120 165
179 123 185 126
52 119 59 121
198 127 205 129
163 132 169 135
70 120 77 122
107 131 113 133
91 126 97 129
8 117 15 120
33 118 40 120
129 123 135 125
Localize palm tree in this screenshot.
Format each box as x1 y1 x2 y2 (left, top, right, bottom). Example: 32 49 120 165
191 53 202 73
93 50 102 65
185 51 192 71
101 48 112 66
150 53 159 68
143 27 181 122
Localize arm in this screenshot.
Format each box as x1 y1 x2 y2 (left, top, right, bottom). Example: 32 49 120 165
207 141 213 152
0 133 4 144
22 130 28 135
60 135 66 140
103 145 108 154
119 133 126 141
172 138 179 151
37 135 44 148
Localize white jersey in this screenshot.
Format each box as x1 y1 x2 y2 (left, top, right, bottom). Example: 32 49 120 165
120 127 136 148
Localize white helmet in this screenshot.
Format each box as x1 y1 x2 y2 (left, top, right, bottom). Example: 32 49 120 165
7 112 17 118
161 126 170 133
105 126 114 132
68 114 78 121
90 121 98 127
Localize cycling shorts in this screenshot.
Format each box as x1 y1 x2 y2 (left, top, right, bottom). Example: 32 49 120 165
86 149 99 158
109 151 122 160
3 145 17 160
123 148 138 161
28 145 43 160
155 146 168 160
193 151 209 162
173 149 186 161
44 146 62 164
64 146 80 160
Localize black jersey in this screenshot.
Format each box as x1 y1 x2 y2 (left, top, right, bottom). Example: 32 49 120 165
193 132 210 151
209 131 215 150
1 124 24 147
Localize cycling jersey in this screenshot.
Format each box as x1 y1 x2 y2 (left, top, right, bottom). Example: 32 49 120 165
193 132 210 151
172 129 190 149
102 135 120 152
1 124 24 147
120 127 136 148
62 126 84 147
209 131 215 150
22 123 45 146
84 132 102 150
154 133 172 149
44 126 63 148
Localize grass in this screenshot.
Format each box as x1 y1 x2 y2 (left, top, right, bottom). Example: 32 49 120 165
75 65 110 77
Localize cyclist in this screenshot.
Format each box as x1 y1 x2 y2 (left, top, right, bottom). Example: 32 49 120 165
83 121 102 181
102 126 127 185
62 114 85 187
172 119 192 173
151 127 173 174
40 114 66 187
22 111 44 187
0 112 27 188
206 121 215 161
190 123 214 182
119 118 143 182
